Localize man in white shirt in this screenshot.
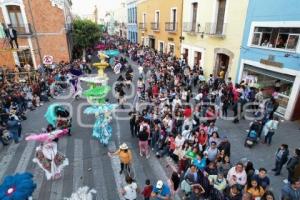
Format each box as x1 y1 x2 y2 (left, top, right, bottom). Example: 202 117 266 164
227 162 247 187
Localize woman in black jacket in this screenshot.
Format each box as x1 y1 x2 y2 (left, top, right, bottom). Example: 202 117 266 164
272 144 289 176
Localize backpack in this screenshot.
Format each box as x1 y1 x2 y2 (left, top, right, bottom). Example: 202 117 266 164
138 130 148 141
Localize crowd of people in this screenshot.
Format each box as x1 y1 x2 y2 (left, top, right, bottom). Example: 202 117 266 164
102 35 300 200
0 60 89 146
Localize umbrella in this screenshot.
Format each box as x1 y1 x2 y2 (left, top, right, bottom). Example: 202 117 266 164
0 172 36 200
84 104 118 115
25 129 69 142
44 104 70 126
102 50 120 58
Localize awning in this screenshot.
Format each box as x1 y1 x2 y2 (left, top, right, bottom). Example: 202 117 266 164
244 64 295 83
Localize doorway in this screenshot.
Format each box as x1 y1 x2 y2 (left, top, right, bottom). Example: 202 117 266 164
149 38 155 49
184 49 188 64
194 51 202 67
215 53 229 78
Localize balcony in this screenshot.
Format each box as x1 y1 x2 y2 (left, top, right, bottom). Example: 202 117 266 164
11 24 33 36
138 23 147 31
150 22 159 31
204 22 227 38
183 22 201 33
165 22 177 32
65 23 73 32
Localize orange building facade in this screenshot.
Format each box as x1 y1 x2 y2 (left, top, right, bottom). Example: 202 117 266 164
0 0 72 69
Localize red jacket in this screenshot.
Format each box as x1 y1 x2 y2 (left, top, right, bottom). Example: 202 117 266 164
142 185 152 198
183 107 192 118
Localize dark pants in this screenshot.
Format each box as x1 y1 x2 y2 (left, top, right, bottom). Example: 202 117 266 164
9 38 19 49
274 160 284 174
130 122 136 137
264 131 274 144
10 131 19 143
120 163 130 173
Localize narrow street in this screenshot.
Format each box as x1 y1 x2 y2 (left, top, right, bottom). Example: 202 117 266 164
0 56 299 199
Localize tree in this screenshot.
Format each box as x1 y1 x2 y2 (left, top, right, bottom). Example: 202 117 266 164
72 19 101 61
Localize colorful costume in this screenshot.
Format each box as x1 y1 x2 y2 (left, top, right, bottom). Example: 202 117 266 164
84 104 117 145
0 172 36 200
26 129 69 180
64 186 96 200
33 141 69 180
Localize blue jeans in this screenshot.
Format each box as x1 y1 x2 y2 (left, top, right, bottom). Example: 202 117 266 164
264 131 274 144
10 131 19 143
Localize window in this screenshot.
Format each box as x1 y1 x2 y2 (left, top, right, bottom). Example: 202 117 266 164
17 49 33 68
143 13 146 24
251 27 300 51
287 35 299 50
7 5 24 29
171 8 176 31
192 3 198 31
216 0 226 34
155 11 160 24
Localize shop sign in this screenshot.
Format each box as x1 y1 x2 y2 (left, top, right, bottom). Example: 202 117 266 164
260 55 283 68
168 37 174 41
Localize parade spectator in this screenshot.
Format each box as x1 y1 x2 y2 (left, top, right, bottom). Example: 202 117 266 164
121 176 139 200
141 179 152 200
281 179 300 200
227 162 247 187
272 144 290 176
286 148 300 182
6 115 21 143
151 180 171 200
244 178 265 199
252 168 270 190
208 171 227 192
262 116 279 145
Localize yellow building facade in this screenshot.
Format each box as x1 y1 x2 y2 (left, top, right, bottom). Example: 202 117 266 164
137 0 183 57
181 0 249 82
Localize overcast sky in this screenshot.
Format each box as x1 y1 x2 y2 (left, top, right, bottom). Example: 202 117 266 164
72 0 119 18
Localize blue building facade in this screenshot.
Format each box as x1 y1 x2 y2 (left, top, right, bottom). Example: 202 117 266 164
237 0 300 120
127 0 138 43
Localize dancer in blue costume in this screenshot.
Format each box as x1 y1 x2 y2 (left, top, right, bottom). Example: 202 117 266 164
84 102 117 146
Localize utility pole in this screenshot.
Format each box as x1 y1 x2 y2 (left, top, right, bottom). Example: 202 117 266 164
94 5 98 24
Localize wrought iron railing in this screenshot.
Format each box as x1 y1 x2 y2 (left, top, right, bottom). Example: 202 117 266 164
165 22 177 32
183 22 200 33
151 22 159 31
204 22 227 37
11 24 33 35
138 23 147 30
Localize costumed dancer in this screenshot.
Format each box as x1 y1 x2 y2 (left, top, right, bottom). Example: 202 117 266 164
73 78 83 100
45 104 72 136
84 101 117 146
0 172 36 200
26 129 69 180
64 186 96 200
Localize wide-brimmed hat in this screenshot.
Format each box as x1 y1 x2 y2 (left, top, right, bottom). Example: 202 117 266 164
156 180 163 189
119 143 128 150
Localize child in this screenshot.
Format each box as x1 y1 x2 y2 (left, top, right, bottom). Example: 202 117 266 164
141 179 152 200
